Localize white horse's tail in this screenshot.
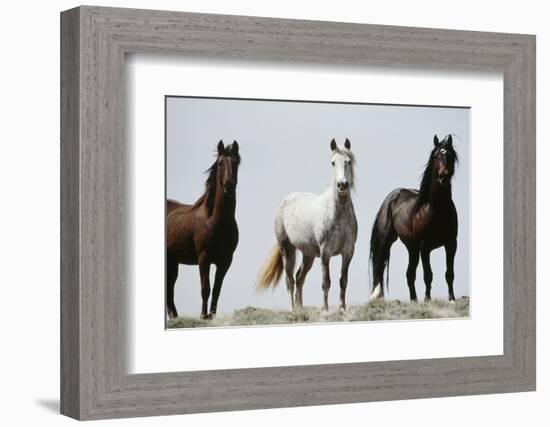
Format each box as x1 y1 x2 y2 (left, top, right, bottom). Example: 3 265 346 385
256 244 284 291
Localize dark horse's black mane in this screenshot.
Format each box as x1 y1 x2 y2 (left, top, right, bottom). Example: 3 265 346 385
193 145 241 215
415 134 458 209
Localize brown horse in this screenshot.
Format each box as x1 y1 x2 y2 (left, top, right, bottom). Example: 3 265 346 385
369 134 459 302
166 140 240 319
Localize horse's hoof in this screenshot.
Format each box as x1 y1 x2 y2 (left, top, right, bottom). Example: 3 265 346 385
449 299 456 305
200 313 213 320
369 284 384 301
209 312 217 319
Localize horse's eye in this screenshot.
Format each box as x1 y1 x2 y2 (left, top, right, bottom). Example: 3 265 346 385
331 161 335 166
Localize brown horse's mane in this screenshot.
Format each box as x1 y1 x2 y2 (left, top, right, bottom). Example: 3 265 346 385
192 148 241 215
191 159 218 215
415 135 458 209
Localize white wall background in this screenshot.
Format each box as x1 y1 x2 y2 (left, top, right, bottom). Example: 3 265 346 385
0 1 546 426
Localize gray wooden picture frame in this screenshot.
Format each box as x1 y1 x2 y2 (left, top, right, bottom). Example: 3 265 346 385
60 5 536 421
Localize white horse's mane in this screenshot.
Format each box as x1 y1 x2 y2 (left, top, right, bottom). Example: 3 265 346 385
332 147 356 163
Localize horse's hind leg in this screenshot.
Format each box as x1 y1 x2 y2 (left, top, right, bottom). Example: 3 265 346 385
295 255 314 309
445 240 457 302
406 245 420 302
166 261 179 319
420 246 433 301
280 241 296 311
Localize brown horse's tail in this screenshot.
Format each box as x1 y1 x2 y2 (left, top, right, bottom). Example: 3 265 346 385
256 244 284 292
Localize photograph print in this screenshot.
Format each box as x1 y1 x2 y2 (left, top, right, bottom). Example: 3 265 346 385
165 96 470 329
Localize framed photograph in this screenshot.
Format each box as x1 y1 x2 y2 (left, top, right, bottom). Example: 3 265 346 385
61 6 535 420
163 96 472 329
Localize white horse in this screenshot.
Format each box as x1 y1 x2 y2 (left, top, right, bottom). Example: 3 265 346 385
256 139 358 312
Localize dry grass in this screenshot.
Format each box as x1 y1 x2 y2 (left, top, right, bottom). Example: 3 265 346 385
167 296 469 329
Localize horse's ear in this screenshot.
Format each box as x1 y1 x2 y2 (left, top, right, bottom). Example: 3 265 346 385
217 140 225 154
445 134 453 145
232 140 239 153
330 139 337 151
344 138 351 149
433 134 440 146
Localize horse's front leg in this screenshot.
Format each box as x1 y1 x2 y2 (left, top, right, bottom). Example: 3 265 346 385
339 250 353 312
420 246 433 301
320 250 331 312
210 257 232 317
445 240 457 302
198 258 211 319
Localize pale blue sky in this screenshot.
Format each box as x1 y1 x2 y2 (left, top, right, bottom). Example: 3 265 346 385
166 97 470 316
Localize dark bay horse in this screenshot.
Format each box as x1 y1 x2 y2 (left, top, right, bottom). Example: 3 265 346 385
369 134 458 302
166 140 240 319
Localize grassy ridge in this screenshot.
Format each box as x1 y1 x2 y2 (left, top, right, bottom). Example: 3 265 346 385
167 296 469 329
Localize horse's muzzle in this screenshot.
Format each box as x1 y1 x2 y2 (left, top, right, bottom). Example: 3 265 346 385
437 175 449 185
337 181 349 193
223 182 236 194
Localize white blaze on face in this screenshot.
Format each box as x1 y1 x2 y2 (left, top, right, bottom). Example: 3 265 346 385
332 151 353 193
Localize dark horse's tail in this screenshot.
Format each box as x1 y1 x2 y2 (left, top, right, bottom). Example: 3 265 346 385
369 190 399 298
